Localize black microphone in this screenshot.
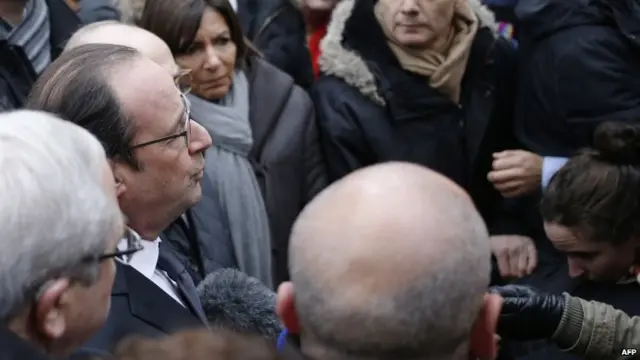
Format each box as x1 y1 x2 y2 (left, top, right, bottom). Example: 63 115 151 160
196 268 282 341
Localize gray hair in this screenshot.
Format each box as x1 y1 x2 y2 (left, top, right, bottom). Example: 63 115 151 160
291 176 491 360
0 110 122 322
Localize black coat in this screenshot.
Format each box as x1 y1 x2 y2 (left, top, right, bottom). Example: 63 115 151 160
312 0 525 236
0 0 80 111
77 259 208 353
0 327 50 360
237 0 314 90
514 0 640 157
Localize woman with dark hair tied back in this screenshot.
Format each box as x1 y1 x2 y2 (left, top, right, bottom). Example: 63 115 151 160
139 0 327 288
490 122 640 359
541 121 640 282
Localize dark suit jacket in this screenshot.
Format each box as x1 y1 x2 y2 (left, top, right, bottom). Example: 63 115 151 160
78 259 208 353
0 326 50 360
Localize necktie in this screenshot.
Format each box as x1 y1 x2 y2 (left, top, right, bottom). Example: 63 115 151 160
156 242 204 318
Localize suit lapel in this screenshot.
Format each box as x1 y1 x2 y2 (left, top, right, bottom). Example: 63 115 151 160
115 262 203 333
156 245 209 325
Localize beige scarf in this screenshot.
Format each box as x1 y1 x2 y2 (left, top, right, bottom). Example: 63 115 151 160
374 0 479 103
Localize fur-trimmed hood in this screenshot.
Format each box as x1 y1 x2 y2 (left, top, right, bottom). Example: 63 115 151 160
318 0 499 105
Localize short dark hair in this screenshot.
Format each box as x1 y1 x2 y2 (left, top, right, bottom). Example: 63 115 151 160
138 0 258 67
541 121 640 245
26 43 140 169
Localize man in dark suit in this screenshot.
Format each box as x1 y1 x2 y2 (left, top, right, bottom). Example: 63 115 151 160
0 111 125 359
27 40 214 352
64 22 238 283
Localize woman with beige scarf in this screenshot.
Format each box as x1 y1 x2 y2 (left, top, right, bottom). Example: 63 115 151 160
311 0 544 283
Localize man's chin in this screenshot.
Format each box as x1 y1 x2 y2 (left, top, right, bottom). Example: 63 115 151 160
189 185 203 205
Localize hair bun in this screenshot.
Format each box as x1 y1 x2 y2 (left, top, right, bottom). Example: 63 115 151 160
593 122 640 165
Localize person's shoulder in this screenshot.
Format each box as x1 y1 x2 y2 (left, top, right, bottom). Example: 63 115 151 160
549 24 632 64
248 57 291 82
312 74 379 108
247 57 297 97
551 27 637 78
250 0 296 16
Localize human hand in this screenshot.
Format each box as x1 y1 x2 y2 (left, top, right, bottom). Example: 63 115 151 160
488 150 543 198
490 285 565 341
490 235 537 279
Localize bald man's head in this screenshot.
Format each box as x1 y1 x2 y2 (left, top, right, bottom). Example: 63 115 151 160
65 21 178 74
280 162 492 360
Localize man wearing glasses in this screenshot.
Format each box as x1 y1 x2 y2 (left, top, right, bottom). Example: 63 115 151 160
0 110 125 360
27 43 213 354
64 21 238 283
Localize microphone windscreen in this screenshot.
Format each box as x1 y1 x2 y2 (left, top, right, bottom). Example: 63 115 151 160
196 268 282 340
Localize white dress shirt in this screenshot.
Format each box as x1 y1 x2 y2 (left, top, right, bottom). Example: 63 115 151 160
229 0 237 11
117 232 185 307
541 156 569 190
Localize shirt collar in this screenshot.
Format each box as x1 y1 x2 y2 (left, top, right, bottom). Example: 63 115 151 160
118 229 161 279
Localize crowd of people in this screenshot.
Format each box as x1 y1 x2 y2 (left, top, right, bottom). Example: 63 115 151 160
1 0 640 359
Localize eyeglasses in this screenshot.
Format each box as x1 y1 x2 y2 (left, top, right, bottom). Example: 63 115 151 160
129 92 192 150
174 68 193 94
96 228 143 263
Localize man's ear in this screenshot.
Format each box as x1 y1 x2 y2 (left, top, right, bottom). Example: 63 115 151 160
276 282 301 334
35 279 71 341
108 159 127 197
469 293 503 360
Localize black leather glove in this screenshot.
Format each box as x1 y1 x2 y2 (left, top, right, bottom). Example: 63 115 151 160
490 285 566 341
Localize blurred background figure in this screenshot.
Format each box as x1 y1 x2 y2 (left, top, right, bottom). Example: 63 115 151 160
236 0 314 90
0 110 124 360
28 44 213 352
0 0 80 110
197 269 282 341
140 0 327 288
63 0 120 23
112 329 279 360
278 162 502 360
295 0 341 78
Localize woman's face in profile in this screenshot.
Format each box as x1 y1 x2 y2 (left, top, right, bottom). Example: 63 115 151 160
544 222 638 282
176 7 237 101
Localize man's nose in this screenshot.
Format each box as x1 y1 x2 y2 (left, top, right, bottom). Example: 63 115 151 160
188 120 213 154
567 259 586 278
399 0 420 13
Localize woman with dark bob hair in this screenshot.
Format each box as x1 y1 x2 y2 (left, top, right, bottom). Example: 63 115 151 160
490 122 640 359
139 0 327 288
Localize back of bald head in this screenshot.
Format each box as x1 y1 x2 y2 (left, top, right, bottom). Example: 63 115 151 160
289 162 491 359
64 21 177 73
